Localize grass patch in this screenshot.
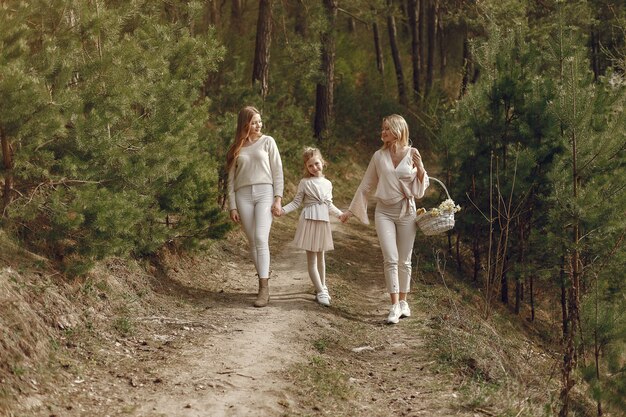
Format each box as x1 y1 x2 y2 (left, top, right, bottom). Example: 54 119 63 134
10 365 26 377
414 280 561 416
113 316 133 336
313 337 333 353
290 355 353 402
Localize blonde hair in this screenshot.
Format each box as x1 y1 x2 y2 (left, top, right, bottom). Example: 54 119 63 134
226 106 261 170
301 147 326 177
381 114 410 151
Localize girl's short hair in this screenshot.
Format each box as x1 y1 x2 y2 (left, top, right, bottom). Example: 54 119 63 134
302 147 326 177
382 114 410 149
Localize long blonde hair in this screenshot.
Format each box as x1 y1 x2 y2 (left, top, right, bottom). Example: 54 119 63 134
301 147 326 177
226 106 261 170
381 114 410 151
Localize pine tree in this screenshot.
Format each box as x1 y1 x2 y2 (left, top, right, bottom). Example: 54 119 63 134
441 20 561 316
540 3 626 414
1 0 229 273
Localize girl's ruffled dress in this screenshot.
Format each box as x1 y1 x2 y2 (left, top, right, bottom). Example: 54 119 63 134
282 176 343 252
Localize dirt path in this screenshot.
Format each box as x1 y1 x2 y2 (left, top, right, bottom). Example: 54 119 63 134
15 216 475 417
129 242 317 417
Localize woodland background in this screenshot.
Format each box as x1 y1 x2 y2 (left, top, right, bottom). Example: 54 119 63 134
1 0 625 416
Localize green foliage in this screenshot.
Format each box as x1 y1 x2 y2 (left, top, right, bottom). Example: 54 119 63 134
440 21 562 286
439 3 625 411
540 5 626 412
579 291 626 412
0 0 230 271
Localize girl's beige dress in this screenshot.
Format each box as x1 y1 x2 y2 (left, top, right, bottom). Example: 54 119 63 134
282 176 342 252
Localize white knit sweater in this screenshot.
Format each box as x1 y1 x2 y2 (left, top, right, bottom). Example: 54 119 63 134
227 135 284 210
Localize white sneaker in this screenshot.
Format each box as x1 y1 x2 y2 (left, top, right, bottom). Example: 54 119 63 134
387 303 401 324
399 300 411 318
322 285 331 300
316 291 331 306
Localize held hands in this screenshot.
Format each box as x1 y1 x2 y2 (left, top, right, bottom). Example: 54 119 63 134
339 211 352 223
271 198 282 217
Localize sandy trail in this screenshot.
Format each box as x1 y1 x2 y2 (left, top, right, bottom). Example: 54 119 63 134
130 243 317 417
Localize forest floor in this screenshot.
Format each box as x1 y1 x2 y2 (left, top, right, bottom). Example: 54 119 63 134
3 205 568 416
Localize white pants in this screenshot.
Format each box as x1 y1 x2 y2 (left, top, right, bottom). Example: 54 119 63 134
375 200 417 294
235 184 274 279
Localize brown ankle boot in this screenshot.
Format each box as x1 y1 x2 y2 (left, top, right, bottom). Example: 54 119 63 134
253 278 269 307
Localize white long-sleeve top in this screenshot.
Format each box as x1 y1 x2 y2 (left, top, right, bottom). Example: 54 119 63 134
227 135 284 210
283 177 343 221
348 148 429 224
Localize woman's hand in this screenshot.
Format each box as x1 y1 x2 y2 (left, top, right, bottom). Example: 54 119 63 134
412 148 426 181
230 209 240 223
271 197 282 217
411 148 424 168
339 211 353 223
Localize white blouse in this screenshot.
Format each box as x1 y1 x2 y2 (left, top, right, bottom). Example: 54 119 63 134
227 135 284 210
348 148 429 224
283 177 342 221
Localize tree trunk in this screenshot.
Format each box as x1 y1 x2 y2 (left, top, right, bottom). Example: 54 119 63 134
437 0 445 77
594 272 603 416
347 17 355 32
530 274 535 321
204 0 219 28
372 19 384 77
590 29 599 82
515 276 521 314
1 128 14 213
500 255 509 305
560 78 582 415
231 0 243 33
560 254 568 337
418 0 425 85
387 0 408 106
455 232 461 271
294 0 307 36
252 0 272 99
471 174 480 283
459 30 469 98
425 0 435 93
515 221 525 315
560 254 579 417
407 0 420 99
313 0 338 141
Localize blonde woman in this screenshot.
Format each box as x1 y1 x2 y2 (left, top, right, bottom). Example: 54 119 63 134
340 114 428 323
226 106 284 307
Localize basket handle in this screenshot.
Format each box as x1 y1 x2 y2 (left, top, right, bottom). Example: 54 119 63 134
428 177 452 200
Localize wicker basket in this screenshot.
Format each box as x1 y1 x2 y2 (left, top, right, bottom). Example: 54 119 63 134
415 177 456 236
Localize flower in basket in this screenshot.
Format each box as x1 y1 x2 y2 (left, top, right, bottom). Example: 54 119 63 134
438 198 461 214
417 199 461 218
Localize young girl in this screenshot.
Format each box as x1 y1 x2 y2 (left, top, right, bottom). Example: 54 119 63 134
279 147 344 306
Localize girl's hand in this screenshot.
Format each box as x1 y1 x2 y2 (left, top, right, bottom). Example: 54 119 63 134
271 197 282 217
230 209 240 223
339 211 352 223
